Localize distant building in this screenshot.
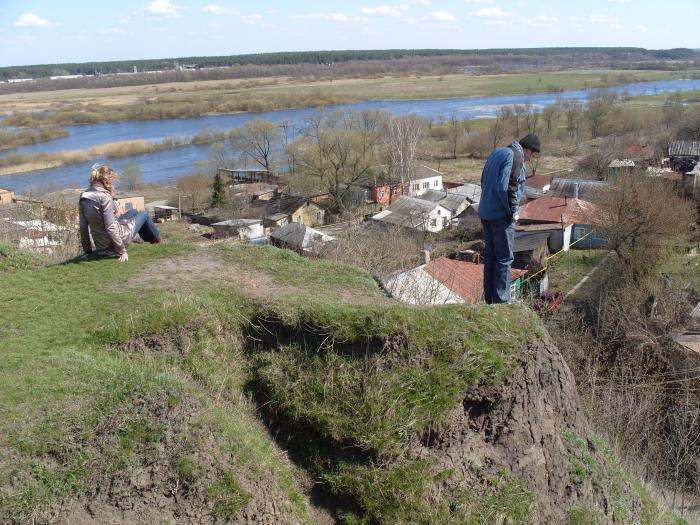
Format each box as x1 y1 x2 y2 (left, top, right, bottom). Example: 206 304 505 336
607 159 635 181
115 193 145 215
371 196 451 233
270 222 334 254
0 188 15 205
668 141 700 173
406 165 443 197
383 257 527 305
212 219 264 241
218 168 278 184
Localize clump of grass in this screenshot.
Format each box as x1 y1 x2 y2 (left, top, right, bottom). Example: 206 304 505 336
0 242 45 272
207 471 253 518
252 299 536 456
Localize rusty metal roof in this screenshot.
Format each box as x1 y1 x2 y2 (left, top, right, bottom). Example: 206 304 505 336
519 196 597 224
423 257 526 304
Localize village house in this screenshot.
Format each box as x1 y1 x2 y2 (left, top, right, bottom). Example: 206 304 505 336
371 196 452 233
270 222 334 254
607 159 635 182
417 189 471 217
668 141 700 173
382 256 527 305
0 188 15 205
518 196 603 251
114 193 145 215
406 165 444 196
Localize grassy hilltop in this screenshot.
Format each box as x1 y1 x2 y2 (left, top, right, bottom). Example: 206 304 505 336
0 239 685 524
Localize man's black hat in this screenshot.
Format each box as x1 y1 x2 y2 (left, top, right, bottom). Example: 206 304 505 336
519 133 541 153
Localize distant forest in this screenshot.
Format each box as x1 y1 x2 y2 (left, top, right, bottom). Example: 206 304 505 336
1 47 698 94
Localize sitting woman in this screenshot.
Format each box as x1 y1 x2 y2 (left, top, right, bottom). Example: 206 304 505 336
79 164 162 262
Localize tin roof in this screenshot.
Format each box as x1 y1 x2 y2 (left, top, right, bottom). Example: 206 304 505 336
514 231 551 253
418 190 469 213
270 222 334 250
519 196 597 224
525 175 552 191
669 141 700 157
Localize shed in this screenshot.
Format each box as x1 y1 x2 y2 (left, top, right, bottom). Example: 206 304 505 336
212 219 264 241
513 231 550 272
607 159 635 181
270 222 334 254
668 141 700 172
154 205 178 221
0 188 16 205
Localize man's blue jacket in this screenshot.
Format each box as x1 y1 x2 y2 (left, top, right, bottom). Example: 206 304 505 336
478 141 526 221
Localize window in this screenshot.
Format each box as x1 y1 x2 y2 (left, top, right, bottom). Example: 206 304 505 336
442 217 448 227
413 184 419 191
423 182 429 189
437 209 441 215
379 191 385 198
316 211 321 220
391 187 397 195
434 180 439 186
430 219 436 227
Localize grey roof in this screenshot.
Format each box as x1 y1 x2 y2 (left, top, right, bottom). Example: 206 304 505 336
514 231 550 253
418 190 469 213
270 222 333 250
669 141 700 157
212 219 262 227
372 196 444 228
608 159 635 168
547 178 607 200
456 183 482 203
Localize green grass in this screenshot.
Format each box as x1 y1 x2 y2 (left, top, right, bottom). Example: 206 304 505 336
548 249 607 293
0 239 684 523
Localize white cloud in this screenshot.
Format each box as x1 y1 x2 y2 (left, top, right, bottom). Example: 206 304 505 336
293 12 365 23
464 0 495 3
361 6 402 16
608 0 632 3
430 10 456 21
634 24 647 32
522 15 559 25
203 5 238 15
474 7 513 18
139 0 181 16
588 14 617 24
13 13 50 28
242 13 262 23
98 27 122 34
412 0 429 4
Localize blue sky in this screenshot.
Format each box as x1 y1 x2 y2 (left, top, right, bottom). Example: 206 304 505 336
0 0 697 67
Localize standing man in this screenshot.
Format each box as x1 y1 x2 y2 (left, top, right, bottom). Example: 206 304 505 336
478 133 540 304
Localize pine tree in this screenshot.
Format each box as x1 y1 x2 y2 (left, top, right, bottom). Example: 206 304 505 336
211 171 225 207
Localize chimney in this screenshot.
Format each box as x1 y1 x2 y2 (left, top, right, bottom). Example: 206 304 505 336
573 183 579 200
423 250 431 265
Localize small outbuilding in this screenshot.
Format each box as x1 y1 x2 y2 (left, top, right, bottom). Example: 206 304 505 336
270 222 334 254
0 188 16 205
212 219 264 241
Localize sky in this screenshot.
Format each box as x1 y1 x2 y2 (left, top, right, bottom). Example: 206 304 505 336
0 0 698 67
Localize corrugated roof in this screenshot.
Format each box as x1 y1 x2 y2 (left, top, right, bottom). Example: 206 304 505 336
548 178 607 200
423 257 526 304
372 196 446 229
669 141 700 157
514 231 550 253
418 190 469 213
519 196 597 224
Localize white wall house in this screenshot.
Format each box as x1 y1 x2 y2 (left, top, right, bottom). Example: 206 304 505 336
406 165 443 197
371 197 452 233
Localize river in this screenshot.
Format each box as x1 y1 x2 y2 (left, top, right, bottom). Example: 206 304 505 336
3 77 700 193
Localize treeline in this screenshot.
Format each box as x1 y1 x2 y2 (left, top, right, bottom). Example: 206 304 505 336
1 47 697 81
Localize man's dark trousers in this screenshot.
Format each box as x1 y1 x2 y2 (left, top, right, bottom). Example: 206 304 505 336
481 217 515 304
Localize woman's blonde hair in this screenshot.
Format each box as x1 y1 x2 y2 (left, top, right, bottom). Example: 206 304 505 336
89 164 117 192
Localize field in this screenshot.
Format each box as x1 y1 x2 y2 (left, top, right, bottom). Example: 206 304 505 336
0 69 694 127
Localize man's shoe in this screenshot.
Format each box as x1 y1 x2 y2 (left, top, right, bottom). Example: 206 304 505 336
153 236 164 244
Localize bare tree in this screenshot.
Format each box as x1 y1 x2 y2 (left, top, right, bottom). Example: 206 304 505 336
384 115 426 191
593 172 696 282
120 163 142 191
541 101 561 138
177 170 211 212
229 118 280 171
563 100 583 139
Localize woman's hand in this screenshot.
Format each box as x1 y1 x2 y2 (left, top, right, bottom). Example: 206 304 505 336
118 252 129 263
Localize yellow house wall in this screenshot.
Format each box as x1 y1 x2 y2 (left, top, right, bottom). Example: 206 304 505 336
291 203 324 227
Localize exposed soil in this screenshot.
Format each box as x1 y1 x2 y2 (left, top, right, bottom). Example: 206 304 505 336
414 334 617 523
